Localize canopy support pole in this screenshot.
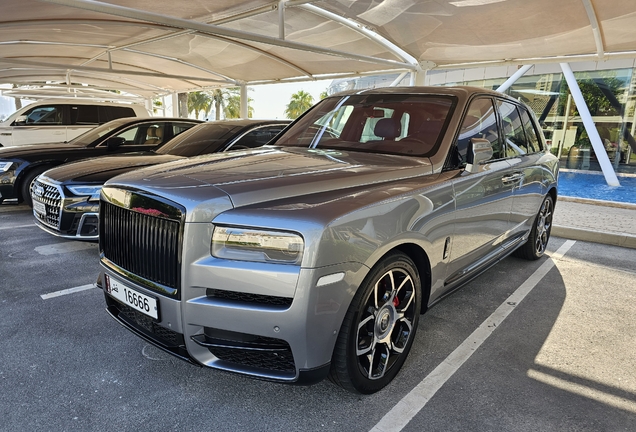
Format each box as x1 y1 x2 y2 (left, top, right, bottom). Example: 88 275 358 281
171 92 178 117
560 62 620 186
240 83 248 119
278 1 286 40
410 61 435 86
496 64 533 93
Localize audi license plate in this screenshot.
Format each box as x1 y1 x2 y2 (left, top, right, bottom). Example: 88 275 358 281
32 199 46 216
105 274 158 319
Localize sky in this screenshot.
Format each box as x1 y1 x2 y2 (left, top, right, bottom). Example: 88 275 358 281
249 79 332 119
0 79 334 121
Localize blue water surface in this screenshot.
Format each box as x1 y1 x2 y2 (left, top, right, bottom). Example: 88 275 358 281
558 171 636 204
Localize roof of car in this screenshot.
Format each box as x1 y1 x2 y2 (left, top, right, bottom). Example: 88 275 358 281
331 85 514 100
197 119 291 127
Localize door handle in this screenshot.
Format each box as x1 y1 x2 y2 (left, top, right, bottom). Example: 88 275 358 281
502 173 523 184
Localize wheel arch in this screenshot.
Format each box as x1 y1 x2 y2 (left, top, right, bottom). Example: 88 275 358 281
361 242 432 314
547 186 557 206
17 162 57 201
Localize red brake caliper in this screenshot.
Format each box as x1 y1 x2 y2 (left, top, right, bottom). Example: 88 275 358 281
393 296 400 307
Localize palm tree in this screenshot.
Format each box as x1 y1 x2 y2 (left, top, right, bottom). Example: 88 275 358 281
209 88 229 120
209 87 254 119
320 90 329 100
187 91 212 119
285 90 314 119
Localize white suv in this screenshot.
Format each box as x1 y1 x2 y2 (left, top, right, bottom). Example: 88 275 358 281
0 99 149 147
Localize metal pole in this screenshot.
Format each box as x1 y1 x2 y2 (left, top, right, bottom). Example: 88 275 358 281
240 84 248 119
496 64 533 93
278 1 285 40
560 62 620 186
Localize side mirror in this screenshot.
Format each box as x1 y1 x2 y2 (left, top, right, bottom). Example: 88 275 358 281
12 115 28 126
465 138 493 173
106 136 126 151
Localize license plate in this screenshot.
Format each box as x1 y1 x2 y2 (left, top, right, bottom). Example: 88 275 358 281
33 199 46 216
105 274 159 319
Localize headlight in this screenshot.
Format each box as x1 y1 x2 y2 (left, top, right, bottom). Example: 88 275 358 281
212 226 304 265
0 161 13 172
67 185 102 201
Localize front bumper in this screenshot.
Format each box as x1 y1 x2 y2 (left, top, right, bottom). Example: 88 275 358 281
99 253 364 385
32 177 100 240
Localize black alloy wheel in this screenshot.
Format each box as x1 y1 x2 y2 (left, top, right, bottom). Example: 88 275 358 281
514 194 554 260
329 252 421 394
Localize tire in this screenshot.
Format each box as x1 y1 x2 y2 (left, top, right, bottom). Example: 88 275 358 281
514 194 554 260
20 166 50 208
329 252 421 394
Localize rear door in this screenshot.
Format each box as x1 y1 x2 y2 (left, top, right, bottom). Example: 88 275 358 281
67 104 100 141
497 100 548 236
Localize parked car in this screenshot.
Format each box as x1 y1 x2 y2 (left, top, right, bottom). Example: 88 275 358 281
32 120 290 240
97 86 558 394
0 99 149 147
0 117 202 207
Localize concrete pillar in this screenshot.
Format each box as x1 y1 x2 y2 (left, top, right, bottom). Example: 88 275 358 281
171 93 179 117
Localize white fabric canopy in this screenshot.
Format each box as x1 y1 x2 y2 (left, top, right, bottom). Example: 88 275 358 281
1 0 635 100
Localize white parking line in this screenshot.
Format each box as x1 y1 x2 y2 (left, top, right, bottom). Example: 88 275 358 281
41 283 97 300
0 224 34 230
35 242 96 255
370 240 577 432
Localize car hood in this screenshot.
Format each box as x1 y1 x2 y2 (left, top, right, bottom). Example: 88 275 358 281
0 142 84 158
0 142 82 159
42 153 182 184
107 147 434 220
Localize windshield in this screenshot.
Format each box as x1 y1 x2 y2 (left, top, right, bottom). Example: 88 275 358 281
67 118 133 146
156 123 239 156
274 94 455 157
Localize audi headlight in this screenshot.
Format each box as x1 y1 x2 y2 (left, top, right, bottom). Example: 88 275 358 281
0 161 13 172
212 226 304 265
67 185 102 201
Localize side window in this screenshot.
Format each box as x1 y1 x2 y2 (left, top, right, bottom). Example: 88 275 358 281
22 105 64 125
453 98 501 168
104 124 162 146
99 106 136 123
498 101 528 157
71 105 99 125
173 123 196 136
520 108 542 153
229 126 287 150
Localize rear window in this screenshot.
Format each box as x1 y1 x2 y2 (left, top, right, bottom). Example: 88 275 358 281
156 123 240 156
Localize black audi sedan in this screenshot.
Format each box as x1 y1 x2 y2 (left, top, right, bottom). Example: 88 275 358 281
0 117 202 206
31 119 290 240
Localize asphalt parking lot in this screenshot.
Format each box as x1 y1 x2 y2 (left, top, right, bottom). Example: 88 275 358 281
1 203 635 432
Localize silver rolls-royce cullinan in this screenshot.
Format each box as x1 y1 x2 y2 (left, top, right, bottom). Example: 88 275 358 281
97 86 558 394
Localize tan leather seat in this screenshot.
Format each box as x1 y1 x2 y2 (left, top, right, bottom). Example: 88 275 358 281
145 126 163 144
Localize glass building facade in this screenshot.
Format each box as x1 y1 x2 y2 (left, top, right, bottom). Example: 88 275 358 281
329 61 636 175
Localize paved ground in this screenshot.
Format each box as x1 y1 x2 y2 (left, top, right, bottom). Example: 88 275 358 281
553 198 636 249
1 203 635 431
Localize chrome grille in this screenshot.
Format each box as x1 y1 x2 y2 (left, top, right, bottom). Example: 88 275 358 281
31 178 62 229
100 200 181 295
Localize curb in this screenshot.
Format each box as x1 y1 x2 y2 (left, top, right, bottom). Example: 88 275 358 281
558 196 636 210
552 225 636 250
